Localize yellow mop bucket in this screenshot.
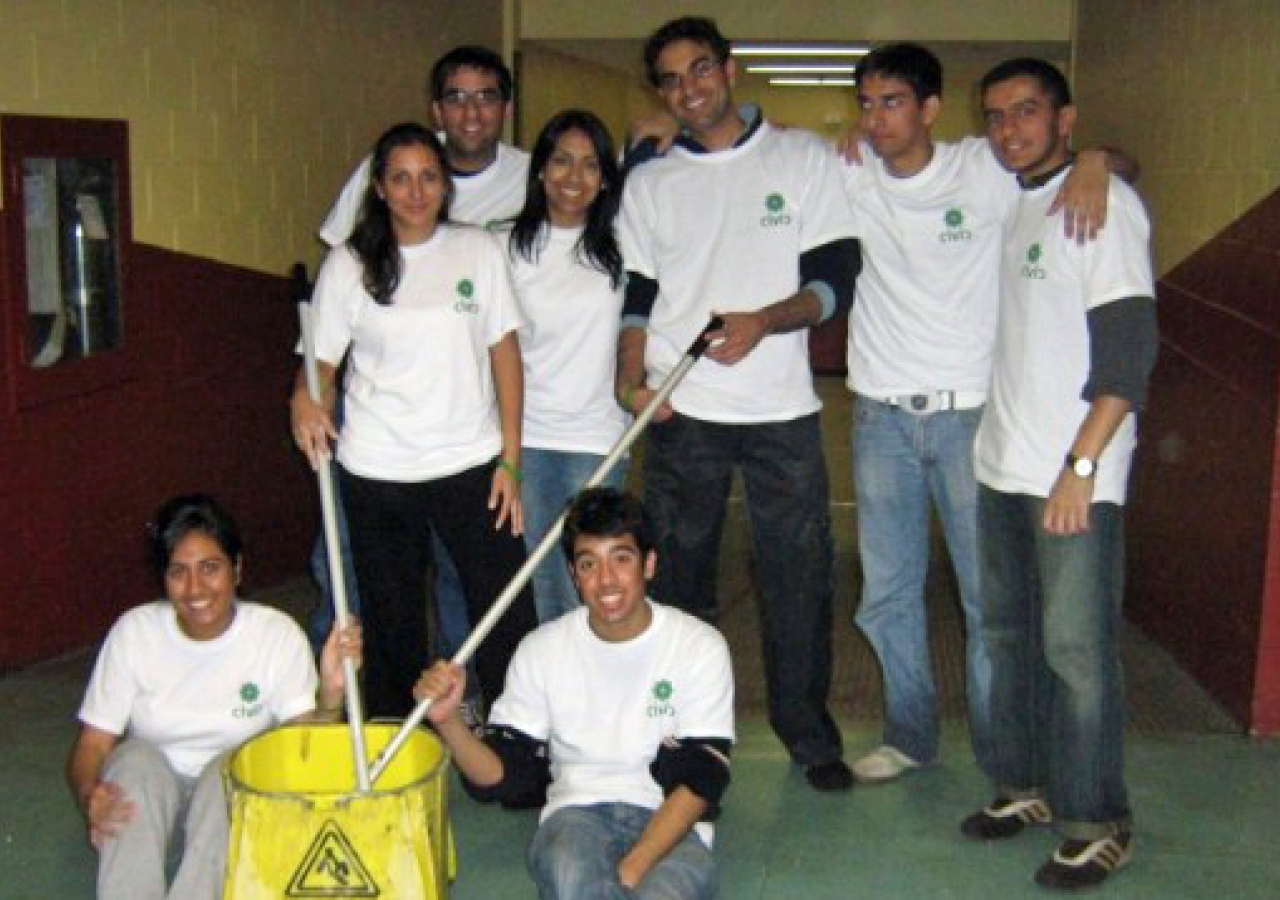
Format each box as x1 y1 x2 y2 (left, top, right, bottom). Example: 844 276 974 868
224 722 455 899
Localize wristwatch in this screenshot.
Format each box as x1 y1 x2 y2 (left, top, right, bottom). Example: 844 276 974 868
1065 453 1096 479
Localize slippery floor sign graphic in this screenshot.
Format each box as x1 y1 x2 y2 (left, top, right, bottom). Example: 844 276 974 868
286 819 380 897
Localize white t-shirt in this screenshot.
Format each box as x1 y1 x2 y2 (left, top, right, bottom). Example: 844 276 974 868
843 136 1018 396
490 601 734 843
502 223 630 455
319 142 530 244
309 225 525 481
617 121 858 423
975 168 1154 504
78 602 317 778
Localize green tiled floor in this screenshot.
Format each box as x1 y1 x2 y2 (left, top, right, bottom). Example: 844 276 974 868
7 651 1277 899
4 378 1275 897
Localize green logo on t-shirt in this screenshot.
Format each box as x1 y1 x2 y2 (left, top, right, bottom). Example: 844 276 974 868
234 682 265 719
454 278 479 314
1021 243 1047 280
648 679 675 717
761 193 792 227
940 206 973 243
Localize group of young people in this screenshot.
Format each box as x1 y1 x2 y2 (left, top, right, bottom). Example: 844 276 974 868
67 14 1157 900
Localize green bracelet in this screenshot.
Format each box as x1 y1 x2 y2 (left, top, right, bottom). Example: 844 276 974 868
622 386 636 412
498 459 523 482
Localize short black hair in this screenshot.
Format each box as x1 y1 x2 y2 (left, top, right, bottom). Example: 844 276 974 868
148 493 243 583
429 45 514 102
980 57 1072 109
643 16 731 88
561 487 655 562
855 42 943 103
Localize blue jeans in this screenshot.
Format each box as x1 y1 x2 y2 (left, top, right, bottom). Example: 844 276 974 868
522 447 629 623
644 411 842 766
978 486 1131 840
528 803 716 900
852 398 993 769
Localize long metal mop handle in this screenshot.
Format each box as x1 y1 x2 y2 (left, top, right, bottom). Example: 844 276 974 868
299 303 372 792
366 316 724 784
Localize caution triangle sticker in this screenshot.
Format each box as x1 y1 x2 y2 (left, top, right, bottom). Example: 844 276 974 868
286 818 381 897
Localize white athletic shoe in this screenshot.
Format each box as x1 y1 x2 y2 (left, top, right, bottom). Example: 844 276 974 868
851 745 922 783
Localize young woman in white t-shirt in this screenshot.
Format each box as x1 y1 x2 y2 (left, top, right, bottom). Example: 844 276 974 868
290 123 537 717
504 110 631 622
67 493 360 899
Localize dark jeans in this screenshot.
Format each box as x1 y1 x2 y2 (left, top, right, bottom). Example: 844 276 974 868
643 411 842 766
339 460 536 718
978 486 1131 839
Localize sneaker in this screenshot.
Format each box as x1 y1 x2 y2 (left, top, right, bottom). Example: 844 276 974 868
960 796 1053 839
804 759 854 792
1034 832 1132 890
851 745 922 783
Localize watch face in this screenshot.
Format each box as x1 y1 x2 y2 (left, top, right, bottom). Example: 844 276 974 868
1072 457 1096 478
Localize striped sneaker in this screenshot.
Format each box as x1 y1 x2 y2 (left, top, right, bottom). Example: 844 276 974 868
960 796 1053 839
1035 832 1132 890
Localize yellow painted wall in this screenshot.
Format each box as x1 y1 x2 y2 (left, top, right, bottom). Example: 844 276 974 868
0 0 502 274
1072 0 1280 274
521 0 1073 42
518 46 653 154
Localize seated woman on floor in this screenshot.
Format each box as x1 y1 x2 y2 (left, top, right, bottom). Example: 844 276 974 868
66 493 361 900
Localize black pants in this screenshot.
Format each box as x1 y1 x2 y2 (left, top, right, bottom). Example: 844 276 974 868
643 412 843 766
339 459 537 718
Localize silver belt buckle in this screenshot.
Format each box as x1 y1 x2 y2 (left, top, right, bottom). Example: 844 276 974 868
901 392 952 415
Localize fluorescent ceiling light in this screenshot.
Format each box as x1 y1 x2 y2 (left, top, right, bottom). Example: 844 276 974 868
732 44 869 57
745 64 858 74
769 77 856 87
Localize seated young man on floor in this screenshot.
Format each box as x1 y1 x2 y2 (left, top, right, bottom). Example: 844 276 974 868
416 487 735 899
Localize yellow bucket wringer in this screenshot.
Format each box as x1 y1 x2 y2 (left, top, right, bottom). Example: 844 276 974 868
224 723 455 899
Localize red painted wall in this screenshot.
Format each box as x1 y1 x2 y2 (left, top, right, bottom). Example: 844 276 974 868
1127 187 1280 735
0 241 316 670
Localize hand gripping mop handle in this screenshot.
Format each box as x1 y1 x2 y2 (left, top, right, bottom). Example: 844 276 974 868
299 303 372 791
366 316 724 784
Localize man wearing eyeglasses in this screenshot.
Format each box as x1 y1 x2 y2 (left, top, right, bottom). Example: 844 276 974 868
320 45 530 242
616 16 861 792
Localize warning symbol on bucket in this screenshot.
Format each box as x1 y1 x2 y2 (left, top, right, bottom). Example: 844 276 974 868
286 819 380 897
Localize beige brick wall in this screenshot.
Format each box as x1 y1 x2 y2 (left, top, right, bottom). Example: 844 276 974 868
0 0 502 274
1073 0 1280 274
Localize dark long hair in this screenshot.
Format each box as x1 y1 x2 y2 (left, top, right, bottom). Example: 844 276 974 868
509 109 624 288
350 123 452 304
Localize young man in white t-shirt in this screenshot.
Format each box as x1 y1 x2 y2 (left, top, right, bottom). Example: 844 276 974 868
416 488 734 900
614 16 861 792
839 43 1133 785
320 45 530 243
962 58 1157 891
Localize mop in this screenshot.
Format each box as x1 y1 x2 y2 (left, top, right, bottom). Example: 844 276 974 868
367 315 724 784
298 302 372 791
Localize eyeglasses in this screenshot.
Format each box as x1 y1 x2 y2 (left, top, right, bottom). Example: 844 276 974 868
656 57 723 94
439 88 505 109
